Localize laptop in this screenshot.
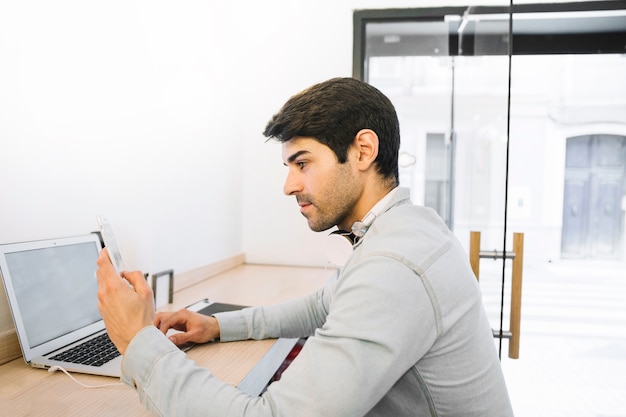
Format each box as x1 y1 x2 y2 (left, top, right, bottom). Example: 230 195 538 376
0 233 122 377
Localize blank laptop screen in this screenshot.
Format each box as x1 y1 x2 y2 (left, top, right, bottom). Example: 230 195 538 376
5 241 101 348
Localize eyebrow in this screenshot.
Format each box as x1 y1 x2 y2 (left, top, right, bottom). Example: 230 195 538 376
284 150 311 165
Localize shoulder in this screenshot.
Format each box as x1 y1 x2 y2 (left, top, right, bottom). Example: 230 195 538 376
342 188 473 281
363 201 454 260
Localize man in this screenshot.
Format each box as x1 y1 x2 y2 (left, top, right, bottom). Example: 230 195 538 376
97 77 514 416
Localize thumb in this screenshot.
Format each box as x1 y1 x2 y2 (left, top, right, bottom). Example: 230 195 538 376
122 271 152 295
121 271 150 290
168 331 193 345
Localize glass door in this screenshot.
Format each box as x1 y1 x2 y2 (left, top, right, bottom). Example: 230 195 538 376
355 3 626 416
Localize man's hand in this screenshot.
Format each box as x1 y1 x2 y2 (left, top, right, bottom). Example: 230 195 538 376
154 309 220 346
96 249 155 355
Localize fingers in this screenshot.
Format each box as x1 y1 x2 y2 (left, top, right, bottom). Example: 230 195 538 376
154 311 192 345
154 311 179 333
155 310 192 334
153 310 218 345
122 270 153 298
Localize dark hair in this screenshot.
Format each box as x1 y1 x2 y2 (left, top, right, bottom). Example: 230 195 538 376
263 77 400 184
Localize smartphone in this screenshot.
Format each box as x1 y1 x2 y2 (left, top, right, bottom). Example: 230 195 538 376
97 215 126 275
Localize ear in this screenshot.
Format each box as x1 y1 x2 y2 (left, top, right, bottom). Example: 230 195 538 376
352 129 379 171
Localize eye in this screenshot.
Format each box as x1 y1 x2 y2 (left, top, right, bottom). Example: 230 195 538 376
296 161 307 169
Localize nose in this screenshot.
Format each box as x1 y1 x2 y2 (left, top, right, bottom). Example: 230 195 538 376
283 168 302 196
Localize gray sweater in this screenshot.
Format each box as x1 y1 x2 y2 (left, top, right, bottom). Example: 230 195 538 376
122 187 514 416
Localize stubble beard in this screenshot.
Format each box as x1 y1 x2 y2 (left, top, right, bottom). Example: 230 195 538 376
303 168 360 233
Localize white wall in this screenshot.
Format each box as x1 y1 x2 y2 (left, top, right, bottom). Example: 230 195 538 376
0 0 588 334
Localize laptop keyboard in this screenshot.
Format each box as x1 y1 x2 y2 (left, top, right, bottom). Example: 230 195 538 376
50 333 120 367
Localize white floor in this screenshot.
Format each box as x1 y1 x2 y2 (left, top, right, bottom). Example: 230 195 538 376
479 259 626 417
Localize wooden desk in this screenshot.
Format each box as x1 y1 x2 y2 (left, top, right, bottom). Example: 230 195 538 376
0 264 332 416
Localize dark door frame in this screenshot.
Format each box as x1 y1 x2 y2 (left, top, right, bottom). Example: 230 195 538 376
353 1 626 79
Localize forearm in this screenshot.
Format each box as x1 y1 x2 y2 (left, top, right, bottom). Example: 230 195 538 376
215 288 331 342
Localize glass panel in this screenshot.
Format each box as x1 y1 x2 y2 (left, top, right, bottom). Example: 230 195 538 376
504 52 626 417
360 7 626 416
454 13 512 360
452 53 510 255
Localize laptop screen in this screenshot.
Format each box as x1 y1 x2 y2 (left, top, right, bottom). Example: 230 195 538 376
2 238 102 349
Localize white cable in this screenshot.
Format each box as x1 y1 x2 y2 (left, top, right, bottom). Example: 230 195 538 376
48 366 125 389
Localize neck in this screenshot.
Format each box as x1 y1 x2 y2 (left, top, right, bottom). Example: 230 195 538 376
338 179 396 232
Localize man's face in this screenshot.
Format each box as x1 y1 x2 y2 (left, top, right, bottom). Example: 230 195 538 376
282 137 361 232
